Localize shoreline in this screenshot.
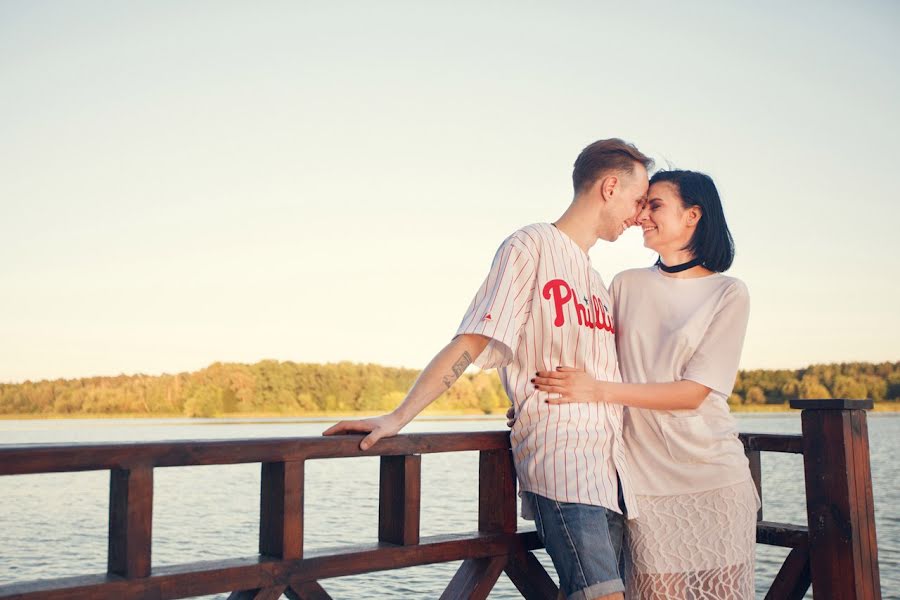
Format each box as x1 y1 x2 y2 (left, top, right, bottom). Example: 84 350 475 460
2 403 898 421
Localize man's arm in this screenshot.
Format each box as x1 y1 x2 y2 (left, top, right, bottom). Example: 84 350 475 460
322 333 491 450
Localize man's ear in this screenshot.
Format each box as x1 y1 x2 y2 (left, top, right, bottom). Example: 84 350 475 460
598 175 618 202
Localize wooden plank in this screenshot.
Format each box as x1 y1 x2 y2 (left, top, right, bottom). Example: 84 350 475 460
107 465 153 578
0 432 513 476
227 587 286 600
478 449 516 533
0 530 543 600
285 581 332 600
738 433 803 454
439 556 507 600
260 461 304 559
503 551 559 599
378 455 421 545
801 407 881 599
746 449 763 521
756 521 808 548
763 545 810 600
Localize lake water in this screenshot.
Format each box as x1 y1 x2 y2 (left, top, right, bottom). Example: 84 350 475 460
0 414 896 599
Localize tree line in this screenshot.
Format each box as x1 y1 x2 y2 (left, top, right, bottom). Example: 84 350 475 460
1 360 897 418
731 361 899 406
0 361 507 417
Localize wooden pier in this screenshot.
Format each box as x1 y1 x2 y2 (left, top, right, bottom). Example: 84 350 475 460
0 398 881 599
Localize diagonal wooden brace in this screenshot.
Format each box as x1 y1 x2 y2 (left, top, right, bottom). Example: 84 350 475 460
504 551 559 599
764 544 811 600
285 581 333 600
440 556 508 600
227 586 287 600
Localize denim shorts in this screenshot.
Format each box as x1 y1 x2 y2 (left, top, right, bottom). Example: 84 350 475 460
524 492 625 600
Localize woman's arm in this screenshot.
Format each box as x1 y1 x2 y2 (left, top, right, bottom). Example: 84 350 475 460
534 367 710 410
323 333 491 449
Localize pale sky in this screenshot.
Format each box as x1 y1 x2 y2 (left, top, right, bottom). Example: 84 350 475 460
1 1 898 383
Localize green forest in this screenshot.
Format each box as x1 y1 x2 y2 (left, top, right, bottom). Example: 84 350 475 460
1 360 898 418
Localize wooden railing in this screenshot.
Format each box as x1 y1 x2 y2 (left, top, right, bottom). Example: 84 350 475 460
0 399 882 599
0 432 552 600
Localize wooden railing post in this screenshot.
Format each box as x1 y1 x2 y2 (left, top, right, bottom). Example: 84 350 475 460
441 447 520 600
792 398 881 599
478 448 516 534
378 455 421 545
108 465 153 578
260 461 304 559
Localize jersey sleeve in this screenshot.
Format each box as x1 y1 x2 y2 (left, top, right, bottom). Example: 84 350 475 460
681 281 750 396
456 236 536 369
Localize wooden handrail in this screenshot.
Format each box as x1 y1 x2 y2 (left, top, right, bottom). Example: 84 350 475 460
0 431 512 475
739 432 803 454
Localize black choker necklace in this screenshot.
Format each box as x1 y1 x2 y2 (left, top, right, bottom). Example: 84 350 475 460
656 257 703 273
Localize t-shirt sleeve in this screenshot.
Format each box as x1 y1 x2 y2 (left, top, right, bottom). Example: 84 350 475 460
609 273 622 322
681 281 750 396
609 273 624 356
456 237 536 369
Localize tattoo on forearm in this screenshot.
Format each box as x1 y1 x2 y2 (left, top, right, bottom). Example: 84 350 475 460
442 350 473 389
453 351 472 377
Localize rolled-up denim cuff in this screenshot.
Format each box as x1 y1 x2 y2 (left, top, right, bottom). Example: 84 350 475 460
567 578 625 600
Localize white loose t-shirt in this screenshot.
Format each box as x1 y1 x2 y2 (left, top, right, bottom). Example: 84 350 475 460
457 223 636 517
610 266 751 496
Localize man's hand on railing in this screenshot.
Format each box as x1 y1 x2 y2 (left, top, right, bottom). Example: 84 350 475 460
322 335 491 452
323 412 406 451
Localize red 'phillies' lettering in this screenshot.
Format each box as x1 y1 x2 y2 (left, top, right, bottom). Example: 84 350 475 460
575 298 593 328
593 295 614 331
542 279 572 326
542 278 614 333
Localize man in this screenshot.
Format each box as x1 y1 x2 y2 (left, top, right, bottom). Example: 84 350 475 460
324 138 651 600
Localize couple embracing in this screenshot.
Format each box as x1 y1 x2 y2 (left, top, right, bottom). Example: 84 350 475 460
325 139 757 600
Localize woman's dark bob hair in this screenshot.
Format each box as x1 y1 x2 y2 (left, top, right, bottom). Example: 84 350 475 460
649 170 735 272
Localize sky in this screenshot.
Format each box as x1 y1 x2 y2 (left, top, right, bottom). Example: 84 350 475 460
1 1 898 383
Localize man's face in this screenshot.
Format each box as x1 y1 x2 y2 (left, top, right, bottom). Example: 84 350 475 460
603 164 649 242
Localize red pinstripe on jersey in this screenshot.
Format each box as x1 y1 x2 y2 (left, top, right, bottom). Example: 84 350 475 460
456 223 635 517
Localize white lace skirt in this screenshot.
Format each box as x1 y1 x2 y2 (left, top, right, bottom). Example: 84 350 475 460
624 478 760 600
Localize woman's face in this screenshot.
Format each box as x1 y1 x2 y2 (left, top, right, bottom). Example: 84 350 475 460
638 181 698 254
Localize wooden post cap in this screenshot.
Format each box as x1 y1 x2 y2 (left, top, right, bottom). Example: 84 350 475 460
789 399 874 410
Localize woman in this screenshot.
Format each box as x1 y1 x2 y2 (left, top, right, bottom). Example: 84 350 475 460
533 170 757 599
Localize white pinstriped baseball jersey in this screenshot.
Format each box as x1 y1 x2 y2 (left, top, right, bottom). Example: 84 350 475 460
457 223 636 518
